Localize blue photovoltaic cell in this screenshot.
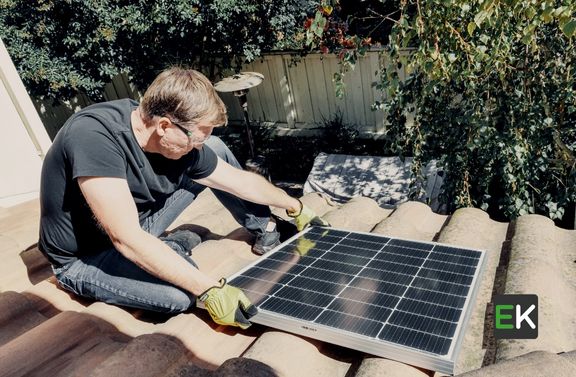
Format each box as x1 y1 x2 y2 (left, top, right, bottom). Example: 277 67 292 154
228 226 483 360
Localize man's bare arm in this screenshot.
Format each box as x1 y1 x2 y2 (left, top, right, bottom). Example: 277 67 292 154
78 176 218 296
195 157 301 213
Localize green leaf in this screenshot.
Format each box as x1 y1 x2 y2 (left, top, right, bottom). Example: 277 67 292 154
552 6 568 17
561 19 576 38
467 22 476 36
542 5 554 22
474 11 488 27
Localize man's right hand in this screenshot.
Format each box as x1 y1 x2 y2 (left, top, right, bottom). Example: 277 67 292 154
288 200 331 231
198 278 258 329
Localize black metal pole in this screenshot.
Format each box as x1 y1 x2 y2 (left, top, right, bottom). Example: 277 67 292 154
237 92 255 159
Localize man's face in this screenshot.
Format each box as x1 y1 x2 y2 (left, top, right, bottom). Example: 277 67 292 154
159 119 215 159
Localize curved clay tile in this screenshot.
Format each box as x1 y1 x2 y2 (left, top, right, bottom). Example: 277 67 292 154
437 207 509 374
372 201 447 240
322 196 392 232
242 331 353 377
497 215 576 360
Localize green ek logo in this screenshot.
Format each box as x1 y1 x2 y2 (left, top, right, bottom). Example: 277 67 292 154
494 294 538 339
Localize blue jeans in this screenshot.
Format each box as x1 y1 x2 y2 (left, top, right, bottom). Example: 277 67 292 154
54 136 271 313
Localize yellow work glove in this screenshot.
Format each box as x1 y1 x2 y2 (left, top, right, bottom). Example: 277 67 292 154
287 199 331 231
198 278 258 329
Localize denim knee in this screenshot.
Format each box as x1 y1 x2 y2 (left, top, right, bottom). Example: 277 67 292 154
204 136 241 168
156 287 196 313
205 135 227 157
89 280 195 314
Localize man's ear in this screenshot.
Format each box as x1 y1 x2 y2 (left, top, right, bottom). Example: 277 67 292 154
156 117 170 136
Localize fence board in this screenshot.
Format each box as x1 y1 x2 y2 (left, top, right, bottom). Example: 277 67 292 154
322 55 347 121
370 52 387 133
123 74 142 100
250 58 280 122
286 56 314 125
103 81 119 101
34 51 402 136
344 60 367 127
263 55 286 123
358 54 376 129
112 74 131 99
305 55 330 124
272 55 295 127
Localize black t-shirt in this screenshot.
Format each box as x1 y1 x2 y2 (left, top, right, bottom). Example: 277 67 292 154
39 99 218 267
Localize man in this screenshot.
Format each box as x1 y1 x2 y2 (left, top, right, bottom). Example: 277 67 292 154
39 67 327 329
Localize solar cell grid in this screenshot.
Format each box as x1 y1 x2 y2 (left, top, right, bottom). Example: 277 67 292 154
338 237 384 251
316 310 384 337
434 245 481 259
339 286 400 308
350 269 410 296
367 258 420 275
274 285 334 307
301 267 356 285
288 275 345 296
374 249 426 266
331 243 379 259
227 227 485 375
388 238 432 250
380 244 429 259
326 297 393 323
312 258 363 275
347 232 390 244
321 250 371 266
358 268 413 286
428 251 480 266
411 277 470 296
260 297 323 321
405 287 467 308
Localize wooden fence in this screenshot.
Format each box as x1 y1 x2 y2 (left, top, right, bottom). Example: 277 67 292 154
35 50 404 138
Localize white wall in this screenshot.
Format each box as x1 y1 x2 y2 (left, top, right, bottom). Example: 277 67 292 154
0 39 52 207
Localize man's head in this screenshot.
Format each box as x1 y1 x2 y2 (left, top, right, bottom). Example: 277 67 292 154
139 67 227 158
141 67 227 128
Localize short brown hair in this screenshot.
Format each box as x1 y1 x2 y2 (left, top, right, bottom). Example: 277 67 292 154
140 67 227 127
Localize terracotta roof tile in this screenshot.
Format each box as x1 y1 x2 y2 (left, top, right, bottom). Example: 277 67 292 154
322 196 392 232
497 215 576 360
354 357 432 377
0 311 128 377
0 192 575 376
372 201 447 240
0 291 47 346
89 333 193 377
242 331 354 377
457 350 576 377
436 208 510 374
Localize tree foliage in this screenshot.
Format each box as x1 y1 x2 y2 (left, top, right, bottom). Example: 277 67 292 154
306 0 576 222
0 0 309 101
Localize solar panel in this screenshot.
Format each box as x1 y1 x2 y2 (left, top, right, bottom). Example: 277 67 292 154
227 226 486 375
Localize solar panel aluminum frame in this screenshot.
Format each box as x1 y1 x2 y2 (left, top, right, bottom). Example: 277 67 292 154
224 227 487 375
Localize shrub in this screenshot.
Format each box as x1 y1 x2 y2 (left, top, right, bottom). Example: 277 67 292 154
304 0 576 223
0 0 309 101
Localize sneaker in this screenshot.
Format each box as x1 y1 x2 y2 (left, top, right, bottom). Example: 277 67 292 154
160 230 202 256
252 229 281 255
